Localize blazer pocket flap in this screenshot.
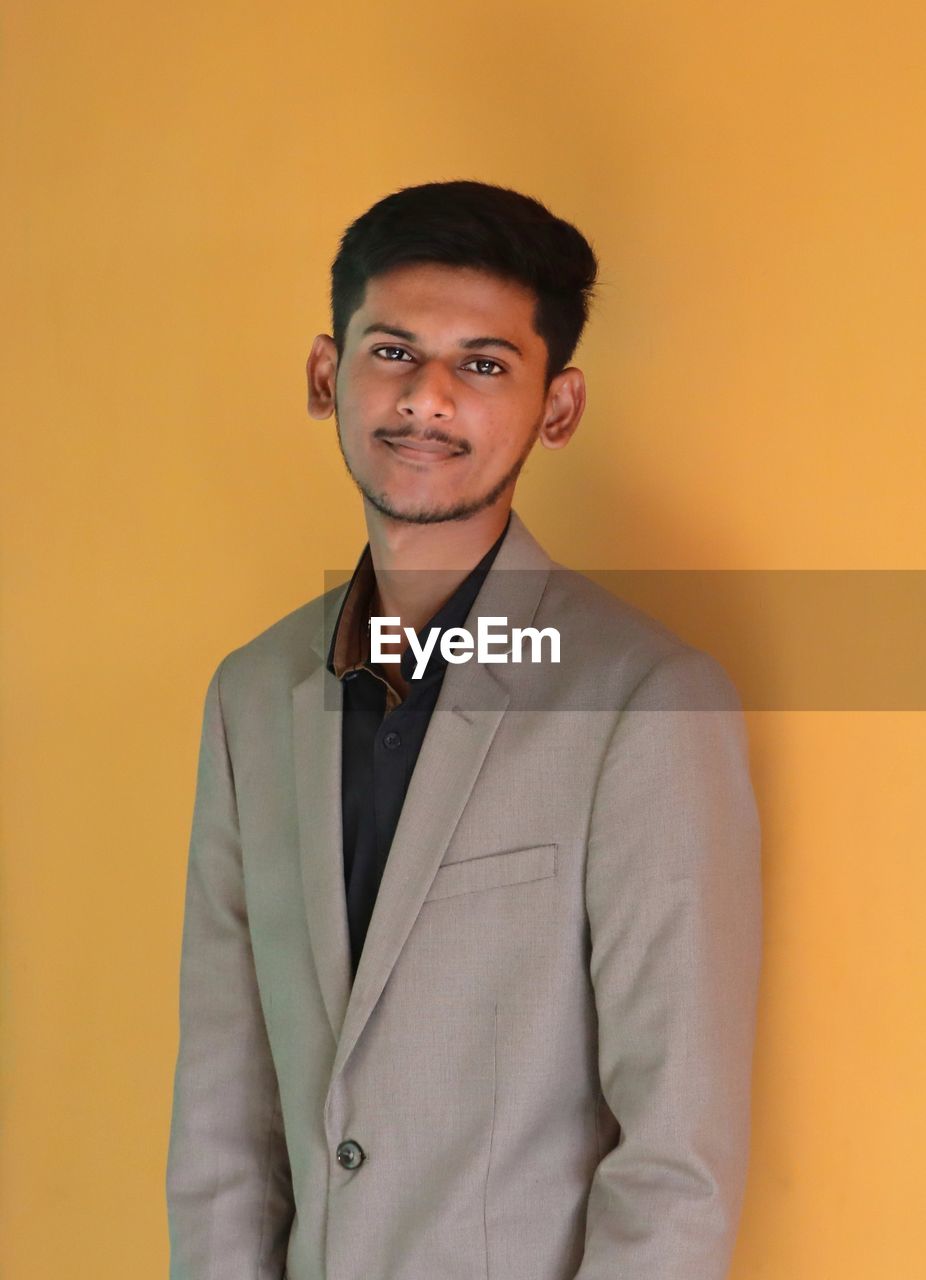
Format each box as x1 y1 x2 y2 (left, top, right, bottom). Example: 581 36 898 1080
424 843 557 902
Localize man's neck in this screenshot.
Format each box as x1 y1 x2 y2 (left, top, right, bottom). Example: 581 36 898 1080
363 500 511 641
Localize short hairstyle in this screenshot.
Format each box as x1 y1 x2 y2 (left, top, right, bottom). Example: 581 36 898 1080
330 180 599 389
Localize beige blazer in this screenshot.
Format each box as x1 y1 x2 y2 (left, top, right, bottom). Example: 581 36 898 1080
166 508 763 1280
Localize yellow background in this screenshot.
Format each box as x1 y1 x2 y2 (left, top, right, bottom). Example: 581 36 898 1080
2 2 924 1276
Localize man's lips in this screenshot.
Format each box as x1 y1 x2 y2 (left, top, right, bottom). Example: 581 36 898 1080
380 437 466 460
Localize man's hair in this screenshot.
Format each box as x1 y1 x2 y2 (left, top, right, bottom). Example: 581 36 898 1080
330 179 599 389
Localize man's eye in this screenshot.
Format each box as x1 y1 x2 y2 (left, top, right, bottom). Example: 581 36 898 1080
463 358 504 377
373 346 413 362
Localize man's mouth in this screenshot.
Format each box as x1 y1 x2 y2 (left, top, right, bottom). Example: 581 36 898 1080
380 437 466 461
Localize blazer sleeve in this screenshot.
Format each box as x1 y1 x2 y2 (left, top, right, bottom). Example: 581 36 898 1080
166 657 295 1279
575 647 763 1280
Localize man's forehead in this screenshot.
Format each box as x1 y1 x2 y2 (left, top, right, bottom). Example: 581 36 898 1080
354 265 540 348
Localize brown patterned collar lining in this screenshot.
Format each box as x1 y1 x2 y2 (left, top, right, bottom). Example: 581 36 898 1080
329 543 378 679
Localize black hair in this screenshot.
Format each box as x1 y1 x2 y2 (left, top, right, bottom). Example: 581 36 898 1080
330 179 599 389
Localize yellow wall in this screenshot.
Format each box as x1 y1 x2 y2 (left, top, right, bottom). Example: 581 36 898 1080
2 2 924 1275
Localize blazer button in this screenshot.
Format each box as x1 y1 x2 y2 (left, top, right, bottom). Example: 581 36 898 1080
336 1139 365 1170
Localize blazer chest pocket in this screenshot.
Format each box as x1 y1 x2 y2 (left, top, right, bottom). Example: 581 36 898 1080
423 843 557 902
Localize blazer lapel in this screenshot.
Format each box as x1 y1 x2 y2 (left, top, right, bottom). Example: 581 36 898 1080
292 659 353 1046
291 508 555 1079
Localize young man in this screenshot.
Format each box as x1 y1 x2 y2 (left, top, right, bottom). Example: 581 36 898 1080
166 180 763 1280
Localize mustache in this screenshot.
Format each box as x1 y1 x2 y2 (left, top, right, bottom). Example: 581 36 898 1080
375 427 470 454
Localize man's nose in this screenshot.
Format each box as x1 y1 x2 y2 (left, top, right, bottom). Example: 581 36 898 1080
396 360 455 418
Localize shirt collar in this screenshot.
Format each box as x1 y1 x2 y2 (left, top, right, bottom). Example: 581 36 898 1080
325 510 512 684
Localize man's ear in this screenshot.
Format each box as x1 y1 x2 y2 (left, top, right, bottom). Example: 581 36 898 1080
537 367 586 450
306 334 339 419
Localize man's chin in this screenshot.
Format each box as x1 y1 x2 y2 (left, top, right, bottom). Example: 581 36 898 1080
365 499 482 526
358 484 492 526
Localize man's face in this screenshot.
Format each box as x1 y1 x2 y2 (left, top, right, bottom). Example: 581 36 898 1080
307 262 581 525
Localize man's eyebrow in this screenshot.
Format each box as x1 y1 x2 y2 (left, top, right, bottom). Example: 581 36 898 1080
360 323 523 359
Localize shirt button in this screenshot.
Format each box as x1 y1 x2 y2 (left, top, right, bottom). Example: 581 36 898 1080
383 730 402 750
336 1139 365 1170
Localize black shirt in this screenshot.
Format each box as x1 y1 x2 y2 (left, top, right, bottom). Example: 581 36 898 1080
325 513 511 980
